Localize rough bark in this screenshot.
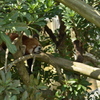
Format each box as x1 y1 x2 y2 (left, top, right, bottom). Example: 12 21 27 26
57 17 68 57
56 0 100 28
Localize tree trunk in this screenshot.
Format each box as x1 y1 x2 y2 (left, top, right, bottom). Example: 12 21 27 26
13 35 30 86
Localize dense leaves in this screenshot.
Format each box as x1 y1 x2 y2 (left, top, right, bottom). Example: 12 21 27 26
60 2 100 59
0 0 100 99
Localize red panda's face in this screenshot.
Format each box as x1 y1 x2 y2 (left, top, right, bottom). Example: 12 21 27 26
33 45 41 54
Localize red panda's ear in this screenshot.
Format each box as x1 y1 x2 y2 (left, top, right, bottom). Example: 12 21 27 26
33 33 39 40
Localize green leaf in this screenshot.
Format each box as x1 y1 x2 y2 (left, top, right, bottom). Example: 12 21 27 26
44 8 51 12
9 88 20 94
74 90 78 96
29 27 39 33
47 0 54 7
5 11 19 22
81 85 86 91
36 92 42 100
21 91 28 100
0 18 6 26
12 80 20 87
0 27 5 31
24 30 31 36
5 22 28 31
10 96 17 100
63 84 67 88
23 12 33 21
55 90 62 98
77 85 82 90
0 86 5 93
5 71 12 80
34 78 39 86
34 21 46 26
0 70 6 82
36 18 45 22
37 84 48 90
28 3 38 10
0 38 3 45
69 86 72 91
0 18 6 31
0 80 3 84
0 1 3 4
68 79 77 84
12 22 28 31
0 32 17 54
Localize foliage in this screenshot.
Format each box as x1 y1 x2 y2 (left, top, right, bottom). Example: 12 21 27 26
86 91 100 100
0 70 48 100
0 0 100 99
0 70 25 100
55 77 91 99
26 74 48 100
0 0 61 53
60 0 100 59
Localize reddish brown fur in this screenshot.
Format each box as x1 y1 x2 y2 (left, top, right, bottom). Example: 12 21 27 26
6 33 19 41
22 35 41 54
1 33 41 54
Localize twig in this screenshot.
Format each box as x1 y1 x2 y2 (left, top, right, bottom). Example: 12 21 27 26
4 48 9 73
31 56 36 72
0 54 34 71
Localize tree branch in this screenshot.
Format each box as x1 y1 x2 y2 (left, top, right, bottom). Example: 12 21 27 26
1 52 100 80
44 25 57 44
56 0 100 28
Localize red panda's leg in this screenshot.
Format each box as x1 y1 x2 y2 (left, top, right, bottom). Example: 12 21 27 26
27 58 33 74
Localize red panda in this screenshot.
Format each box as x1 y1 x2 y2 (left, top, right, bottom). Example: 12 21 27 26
1 33 41 54
0 33 41 74
22 35 41 54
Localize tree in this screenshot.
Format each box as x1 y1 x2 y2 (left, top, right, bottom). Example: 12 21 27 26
56 0 100 27
0 0 100 99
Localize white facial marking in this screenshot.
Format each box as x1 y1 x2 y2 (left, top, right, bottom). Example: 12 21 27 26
34 46 41 53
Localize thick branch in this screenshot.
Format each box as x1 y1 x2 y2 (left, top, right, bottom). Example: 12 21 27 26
2 52 100 80
56 0 100 28
83 55 99 67
45 25 57 44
